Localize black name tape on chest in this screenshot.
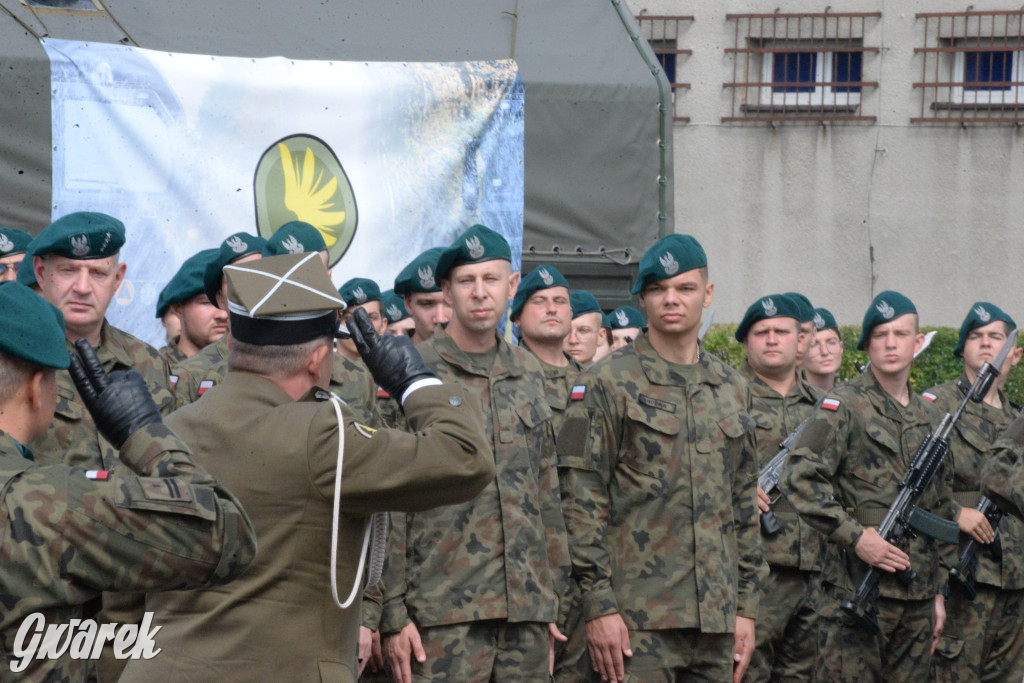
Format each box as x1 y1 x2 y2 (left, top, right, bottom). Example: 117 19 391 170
638 394 677 414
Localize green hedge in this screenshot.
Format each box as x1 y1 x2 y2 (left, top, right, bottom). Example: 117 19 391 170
702 324 1024 406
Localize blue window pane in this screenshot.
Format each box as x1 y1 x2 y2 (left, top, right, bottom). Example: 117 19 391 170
773 52 816 93
657 52 677 87
833 52 862 93
965 51 1013 91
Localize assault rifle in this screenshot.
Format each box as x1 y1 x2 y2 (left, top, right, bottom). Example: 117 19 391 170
840 327 1017 634
948 495 1004 600
758 419 809 536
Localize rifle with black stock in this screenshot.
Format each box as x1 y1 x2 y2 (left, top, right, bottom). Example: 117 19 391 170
840 327 1017 634
758 419 809 536
948 495 1004 600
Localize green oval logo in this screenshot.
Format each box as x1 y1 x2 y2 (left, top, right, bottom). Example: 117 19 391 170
253 134 358 267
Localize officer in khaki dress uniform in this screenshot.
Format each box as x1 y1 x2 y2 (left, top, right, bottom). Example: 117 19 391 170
382 225 570 683
736 294 824 683
169 231 265 406
154 248 226 370
557 234 766 683
782 291 959 682
118 252 493 683
0 281 256 681
926 302 1024 683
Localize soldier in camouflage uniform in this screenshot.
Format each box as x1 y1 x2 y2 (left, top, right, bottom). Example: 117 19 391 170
926 302 1024 683
0 227 32 282
804 308 844 393
0 281 256 681
382 224 569 683
606 305 645 352
154 248 226 372
382 288 415 337
28 212 176 468
509 264 585 682
735 294 824 683
785 292 816 369
394 247 450 346
557 234 765 683
564 290 608 369
782 291 959 682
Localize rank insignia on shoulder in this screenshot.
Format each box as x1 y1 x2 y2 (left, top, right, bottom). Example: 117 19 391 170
85 470 110 480
169 374 178 388
821 398 841 411
354 422 377 439
376 387 390 398
571 385 586 400
314 389 332 401
922 392 937 402
198 380 215 396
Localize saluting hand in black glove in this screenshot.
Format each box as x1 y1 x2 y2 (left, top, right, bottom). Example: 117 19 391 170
348 308 438 404
68 339 163 449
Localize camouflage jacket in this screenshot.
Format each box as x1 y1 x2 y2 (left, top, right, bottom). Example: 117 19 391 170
557 335 766 633
981 414 1024 523
742 361 825 571
380 325 569 632
537 352 584 436
925 374 1024 589
173 337 379 426
158 339 188 377
0 426 256 682
782 370 959 601
29 321 175 469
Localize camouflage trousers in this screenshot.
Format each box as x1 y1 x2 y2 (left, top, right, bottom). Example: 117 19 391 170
813 584 934 683
583 629 734 683
411 619 549 682
746 566 818 683
553 583 588 683
932 584 1024 683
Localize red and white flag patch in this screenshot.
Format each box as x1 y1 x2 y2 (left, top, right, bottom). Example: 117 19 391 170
821 398 841 411
922 392 937 402
198 380 214 396
168 374 178 388
85 470 110 480
376 388 390 399
570 385 586 400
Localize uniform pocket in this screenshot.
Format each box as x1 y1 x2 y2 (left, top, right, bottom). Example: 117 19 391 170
621 402 680 477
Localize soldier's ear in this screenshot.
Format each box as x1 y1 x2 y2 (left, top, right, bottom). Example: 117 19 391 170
507 270 520 301
703 281 714 308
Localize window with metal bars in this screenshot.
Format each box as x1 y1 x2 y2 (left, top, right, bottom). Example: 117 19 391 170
913 10 1024 123
635 14 693 123
724 11 879 123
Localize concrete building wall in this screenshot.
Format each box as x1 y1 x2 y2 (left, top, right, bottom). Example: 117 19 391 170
624 0 1024 327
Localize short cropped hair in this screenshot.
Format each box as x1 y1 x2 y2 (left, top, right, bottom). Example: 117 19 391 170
0 349 42 405
228 335 332 379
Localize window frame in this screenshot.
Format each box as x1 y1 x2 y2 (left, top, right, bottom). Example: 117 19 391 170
952 48 1024 105
759 49 863 108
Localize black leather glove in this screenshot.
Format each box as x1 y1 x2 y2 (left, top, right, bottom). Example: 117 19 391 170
68 339 164 449
348 308 438 402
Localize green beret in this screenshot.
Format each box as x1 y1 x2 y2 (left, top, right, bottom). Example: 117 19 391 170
510 265 570 320
16 246 36 288
225 252 344 346
0 228 33 256
32 212 125 260
601 313 614 330
435 224 511 282
156 248 220 318
338 277 382 309
203 232 267 308
570 290 603 319
735 294 802 342
631 234 707 295
954 302 1016 357
381 289 409 324
262 221 327 257
784 292 815 323
394 247 445 295
608 306 646 330
0 281 69 369
857 290 917 350
813 307 839 332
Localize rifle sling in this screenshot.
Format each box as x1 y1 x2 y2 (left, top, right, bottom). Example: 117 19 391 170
952 491 983 509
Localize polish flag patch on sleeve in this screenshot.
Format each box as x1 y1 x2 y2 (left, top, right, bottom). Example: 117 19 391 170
922 392 937 402
168 374 178 388
821 398 841 411
376 388 390 399
85 470 110 480
198 380 214 396
571 385 586 401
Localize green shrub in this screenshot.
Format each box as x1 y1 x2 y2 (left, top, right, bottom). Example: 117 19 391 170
702 324 1024 406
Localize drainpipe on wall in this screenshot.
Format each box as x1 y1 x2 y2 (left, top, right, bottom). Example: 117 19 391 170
609 0 672 238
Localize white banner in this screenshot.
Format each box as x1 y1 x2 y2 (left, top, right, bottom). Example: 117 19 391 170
44 39 524 346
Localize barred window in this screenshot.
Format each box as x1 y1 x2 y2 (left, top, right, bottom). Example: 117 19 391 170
724 11 880 123
914 10 1024 123
635 14 693 123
